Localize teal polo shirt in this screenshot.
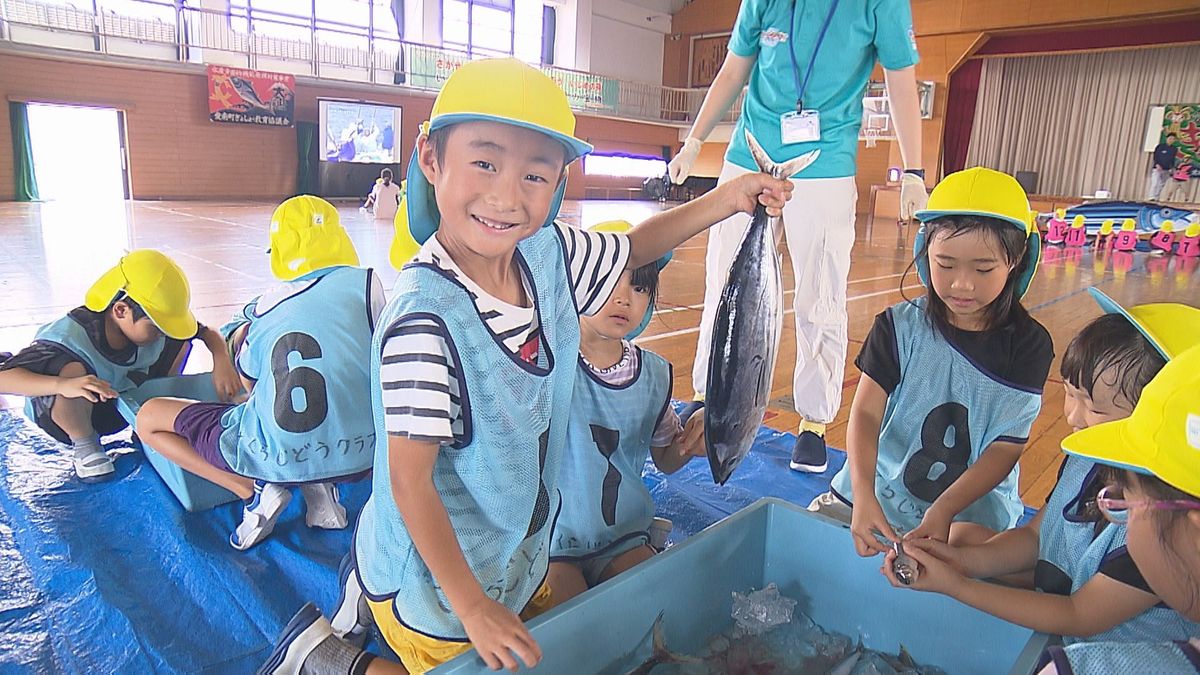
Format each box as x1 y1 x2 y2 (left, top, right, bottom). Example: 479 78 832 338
725 0 919 178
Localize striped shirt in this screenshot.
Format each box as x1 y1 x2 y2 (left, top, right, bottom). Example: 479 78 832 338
381 223 631 443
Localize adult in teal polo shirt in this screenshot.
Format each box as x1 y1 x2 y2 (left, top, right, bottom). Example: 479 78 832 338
670 0 927 473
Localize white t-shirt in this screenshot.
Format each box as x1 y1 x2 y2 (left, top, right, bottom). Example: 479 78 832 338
371 181 402 221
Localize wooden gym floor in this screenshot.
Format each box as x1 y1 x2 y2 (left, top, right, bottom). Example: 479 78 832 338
1 197 1195 508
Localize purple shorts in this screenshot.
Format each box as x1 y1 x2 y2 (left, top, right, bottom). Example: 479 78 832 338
173 402 235 472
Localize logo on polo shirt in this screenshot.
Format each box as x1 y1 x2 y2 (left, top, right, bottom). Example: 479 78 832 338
1187 413 1200 451
908 27 918 53
760 28 789 47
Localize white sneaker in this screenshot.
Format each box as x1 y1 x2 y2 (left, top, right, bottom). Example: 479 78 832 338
256 602 332 675
73 446 115 482
649 517 673 551
230 482 292 550
299 482 348 530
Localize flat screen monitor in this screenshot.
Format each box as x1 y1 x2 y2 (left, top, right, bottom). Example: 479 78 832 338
319 100 402 163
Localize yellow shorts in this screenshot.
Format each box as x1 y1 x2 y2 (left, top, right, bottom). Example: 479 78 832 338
367 583 553 674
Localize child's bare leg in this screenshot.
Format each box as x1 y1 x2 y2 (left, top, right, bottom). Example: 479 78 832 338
136 397 255 499
50 362 97 437
51 361 113 480
947 522 995 547
599 545 656 584
228 323 249 361
366 659 407 674
545 561 589 608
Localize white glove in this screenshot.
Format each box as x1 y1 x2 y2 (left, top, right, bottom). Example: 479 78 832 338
899 171 928 223
667 137 703 185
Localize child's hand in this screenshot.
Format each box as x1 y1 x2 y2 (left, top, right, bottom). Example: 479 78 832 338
210 360 242 403
905 537 970 576
677 410 707 460
722 173 793 218
850 496 898 557
907 506 952 544
57 375 117 403
459 596 542 671
881 538 965 595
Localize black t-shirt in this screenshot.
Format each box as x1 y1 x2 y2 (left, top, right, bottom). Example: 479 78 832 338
855 304 1055 396
1154 142 1179 171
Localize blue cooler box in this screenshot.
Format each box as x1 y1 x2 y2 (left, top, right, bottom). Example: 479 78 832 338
117 374 240 512
435 498 1051 674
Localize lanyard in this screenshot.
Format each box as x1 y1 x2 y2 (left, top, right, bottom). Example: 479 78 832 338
787 0 840 110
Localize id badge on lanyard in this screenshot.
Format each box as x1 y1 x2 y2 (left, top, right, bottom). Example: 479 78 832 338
782 0 839 145
781 109 820 144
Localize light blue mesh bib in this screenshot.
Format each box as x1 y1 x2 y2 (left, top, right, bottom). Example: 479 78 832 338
217 266 375 483
552 349 671 560
26 314 168 422
355 228 580 639
830 299 1041 532
1053 640 1200 673
1038 455 1200 644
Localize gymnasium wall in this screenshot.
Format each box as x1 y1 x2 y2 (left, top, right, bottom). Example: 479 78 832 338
0 50 677 202
662 0 1200 210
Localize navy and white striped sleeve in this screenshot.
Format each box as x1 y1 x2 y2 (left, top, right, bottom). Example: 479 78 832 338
555 222 631 316
378 318 463 444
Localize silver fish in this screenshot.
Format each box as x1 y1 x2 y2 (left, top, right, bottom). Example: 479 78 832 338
892 541 919 586
623 612 703 675
828 639 864 675
704 131 818 484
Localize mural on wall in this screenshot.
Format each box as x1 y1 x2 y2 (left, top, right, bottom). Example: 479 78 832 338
690 34 731 87
1162 104 1200 178
207 65 295 127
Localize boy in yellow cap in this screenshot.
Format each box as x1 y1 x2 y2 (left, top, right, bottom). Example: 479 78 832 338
258 57 791 675
0 250 238 481
136 196 385 551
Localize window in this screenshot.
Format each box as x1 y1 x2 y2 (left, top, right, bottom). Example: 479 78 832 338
584 154 668 179
229 0 312 42
97 0 175 22
442 0 515 59
512 0 543 64
315 0 370 50
370 0 401 40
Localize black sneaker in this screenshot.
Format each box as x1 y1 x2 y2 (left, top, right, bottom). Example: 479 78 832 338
789 431 828 473
678 400 704 426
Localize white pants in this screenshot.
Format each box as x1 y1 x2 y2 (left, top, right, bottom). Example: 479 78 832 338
692 161 857 425
1147 167 1169 201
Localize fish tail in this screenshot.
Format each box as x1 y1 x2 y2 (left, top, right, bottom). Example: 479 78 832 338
744 130 820 179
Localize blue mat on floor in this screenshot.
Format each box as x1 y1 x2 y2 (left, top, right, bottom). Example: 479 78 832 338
0 406 1033 673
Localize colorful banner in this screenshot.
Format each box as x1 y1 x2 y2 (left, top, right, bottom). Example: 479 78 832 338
207 65 295 127
407 47 470 90
406 47 619 114
691 34 731 87
1162 104 1200 178
546 67 618 113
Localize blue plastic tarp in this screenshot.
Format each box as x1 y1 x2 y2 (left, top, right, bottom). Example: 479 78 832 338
0 406 1033 673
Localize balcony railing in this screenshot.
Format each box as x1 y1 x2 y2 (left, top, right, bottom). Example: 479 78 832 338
0 0 931 131
0 0 740 126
